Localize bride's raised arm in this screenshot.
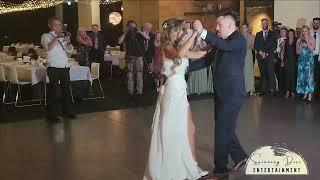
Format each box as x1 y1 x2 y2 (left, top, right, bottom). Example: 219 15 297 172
178 31 207 59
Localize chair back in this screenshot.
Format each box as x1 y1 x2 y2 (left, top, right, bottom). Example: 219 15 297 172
17 52 23 58
0 65 6 82
91 63 100 79
5 66 19 84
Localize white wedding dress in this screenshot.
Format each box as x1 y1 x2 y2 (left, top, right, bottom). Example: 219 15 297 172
143 57 207 180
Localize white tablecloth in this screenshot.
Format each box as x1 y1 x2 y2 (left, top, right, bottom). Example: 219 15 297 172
0 62 46 85
69 66 91 81
104 53 125 66
0 62 91 85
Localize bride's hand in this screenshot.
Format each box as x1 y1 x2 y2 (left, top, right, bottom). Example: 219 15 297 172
186 50 207 59
197 51 207 58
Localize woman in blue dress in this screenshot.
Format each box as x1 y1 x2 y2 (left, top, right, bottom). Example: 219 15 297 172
296 25 316 101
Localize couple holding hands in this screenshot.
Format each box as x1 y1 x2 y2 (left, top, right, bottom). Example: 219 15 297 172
143 11 248 180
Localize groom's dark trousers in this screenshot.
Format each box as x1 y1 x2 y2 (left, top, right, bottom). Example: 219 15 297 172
193 30 248 174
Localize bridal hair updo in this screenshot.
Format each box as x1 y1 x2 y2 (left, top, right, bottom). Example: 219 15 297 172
161 18 183 73
161 18 182 45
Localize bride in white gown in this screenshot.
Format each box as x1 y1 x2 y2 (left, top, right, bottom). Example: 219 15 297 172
143 18 208 180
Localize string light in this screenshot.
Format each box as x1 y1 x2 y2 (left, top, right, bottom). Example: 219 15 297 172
246 5 273 10
0 0 122 15
76 0 121 5
0 0 63 14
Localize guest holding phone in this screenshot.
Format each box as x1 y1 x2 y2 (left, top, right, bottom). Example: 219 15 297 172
41 16 76 121
296 25 316 102
76 27 92 66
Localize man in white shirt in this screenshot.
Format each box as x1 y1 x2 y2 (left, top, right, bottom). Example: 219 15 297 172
41 16 75 121
310 17 320 97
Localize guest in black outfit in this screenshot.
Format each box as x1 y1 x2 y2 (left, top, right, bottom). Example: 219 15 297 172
88 24 106 77
310 17 320 97
275 27 288 94
254 18 277 94
41 16 76 121
281 29 297 98
118 20 150 100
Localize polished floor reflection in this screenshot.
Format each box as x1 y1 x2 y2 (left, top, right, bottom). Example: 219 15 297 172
0 96 319 180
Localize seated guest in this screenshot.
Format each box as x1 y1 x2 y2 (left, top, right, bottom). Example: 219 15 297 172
76 27 92 66
27 49 37 60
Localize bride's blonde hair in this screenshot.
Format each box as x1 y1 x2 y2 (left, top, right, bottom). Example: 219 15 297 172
161 18 183 73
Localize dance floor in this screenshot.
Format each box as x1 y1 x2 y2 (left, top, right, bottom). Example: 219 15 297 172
0 96 319 180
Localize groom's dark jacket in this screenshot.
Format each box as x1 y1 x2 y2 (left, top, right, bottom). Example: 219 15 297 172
189 30 247 99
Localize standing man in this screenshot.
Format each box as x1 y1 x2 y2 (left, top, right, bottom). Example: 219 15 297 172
193 11 248 180
118 20 150 101
254 18 277 95
310 17 320 97
143 22 155 72
88 24 106 77
41 16 76 121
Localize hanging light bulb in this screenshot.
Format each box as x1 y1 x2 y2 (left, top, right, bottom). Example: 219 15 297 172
67 1 72 5
109 12 122 25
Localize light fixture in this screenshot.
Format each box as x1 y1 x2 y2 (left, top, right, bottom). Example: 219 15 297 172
0 0 63 14
109 12 122 25
0 0 122 15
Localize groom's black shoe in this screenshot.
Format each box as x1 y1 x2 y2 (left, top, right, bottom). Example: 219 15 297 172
228 158 248 172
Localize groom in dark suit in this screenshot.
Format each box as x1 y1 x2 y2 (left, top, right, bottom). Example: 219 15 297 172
193 11 248 180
